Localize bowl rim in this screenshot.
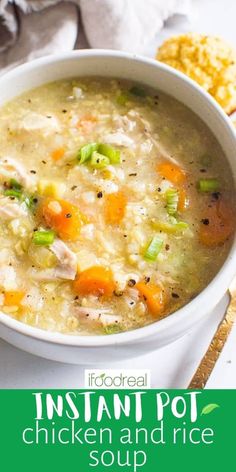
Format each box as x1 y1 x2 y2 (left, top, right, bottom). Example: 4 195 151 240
0 48 236 348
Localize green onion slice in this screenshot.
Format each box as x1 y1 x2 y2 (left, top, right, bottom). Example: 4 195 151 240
116 93 129 105
152 219 189 234
24 195 38 210
197 178 220 193
144 235 163 261
104 324 121 335
10 178 23 190
78 143 98 164
129 86 146 97
98 144 121 164
33 230 55 246
4 189 22 199
166 188 179 215
90 151 110 169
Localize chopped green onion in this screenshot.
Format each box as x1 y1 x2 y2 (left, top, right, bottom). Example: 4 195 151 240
10 178 22 190
33 230 55 246
98 144 121 164
24 195 38 210
151 220 189 234
4 189 22 199
166 188 179 215
78 143 98 164
129 86 146 97
144 235 163 261
78 143 121 167
197 178 220 193
116 93 129 105
90 151 110 169
104 324 121 335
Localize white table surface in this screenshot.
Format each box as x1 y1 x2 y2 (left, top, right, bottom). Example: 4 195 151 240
1 0 236 389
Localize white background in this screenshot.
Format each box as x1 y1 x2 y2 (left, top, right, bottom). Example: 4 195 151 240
0 0 236 389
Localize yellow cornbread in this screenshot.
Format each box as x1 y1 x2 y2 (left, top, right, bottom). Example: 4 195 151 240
156 33 236 114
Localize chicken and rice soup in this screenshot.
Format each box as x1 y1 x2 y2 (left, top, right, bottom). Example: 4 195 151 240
0 78 235 335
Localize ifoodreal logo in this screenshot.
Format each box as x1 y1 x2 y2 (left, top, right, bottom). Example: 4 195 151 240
85 369 150 389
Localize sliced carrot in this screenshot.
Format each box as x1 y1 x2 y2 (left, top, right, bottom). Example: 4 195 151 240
199 197 235 247
178 189 189 212
76 114 97 133
4 291 25 307
157 162 186 185
104 191 127 225
51 148 65 161
73 266 115 297
136 282 165 318
38 198 84 241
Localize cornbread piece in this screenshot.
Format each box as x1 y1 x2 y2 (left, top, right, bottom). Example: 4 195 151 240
157 33 236 114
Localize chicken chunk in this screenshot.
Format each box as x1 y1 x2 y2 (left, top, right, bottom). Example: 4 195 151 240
0 197 28 219
75 307 122 326
13 112 60 135
50 239 77 280
31 239 77 281
0 157 35 188
104 132 134 147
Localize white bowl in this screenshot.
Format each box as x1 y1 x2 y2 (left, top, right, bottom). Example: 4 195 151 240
0 50 236 365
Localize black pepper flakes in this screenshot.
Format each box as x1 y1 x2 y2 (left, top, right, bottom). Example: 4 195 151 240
129 173 137 177
144 276 150 284
212 191 221 200
97 191 103 198
66 213 72 218
30 170 36 174
201 218 210 225
128 279 136 287
172 293 180 299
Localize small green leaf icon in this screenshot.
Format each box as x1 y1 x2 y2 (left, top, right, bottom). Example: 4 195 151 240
201 404 219 415
100 373 106 379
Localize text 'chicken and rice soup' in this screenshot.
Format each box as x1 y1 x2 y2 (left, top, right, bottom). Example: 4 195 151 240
0 78 235 335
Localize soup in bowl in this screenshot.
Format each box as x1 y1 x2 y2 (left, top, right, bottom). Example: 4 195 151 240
0 51 235 363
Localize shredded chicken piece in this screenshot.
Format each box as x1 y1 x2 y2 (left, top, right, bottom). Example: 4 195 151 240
75 307 122 326
0 266 17 290
128 110 179 165
113 115 136 132
104 132 134 147
0 157 35 188
0 197 28 219
50 239 77 280
15 112 60 135
31 239 77 281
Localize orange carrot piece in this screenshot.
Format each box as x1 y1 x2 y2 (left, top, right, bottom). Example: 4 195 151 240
76 114 97 133
157 162 186 185
199 198 235 247
178 189 189 212
104 191 127 225
136 282 165 318
73 266 115 297
4 291 25 306
38 198 83 241
51 148 65 161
